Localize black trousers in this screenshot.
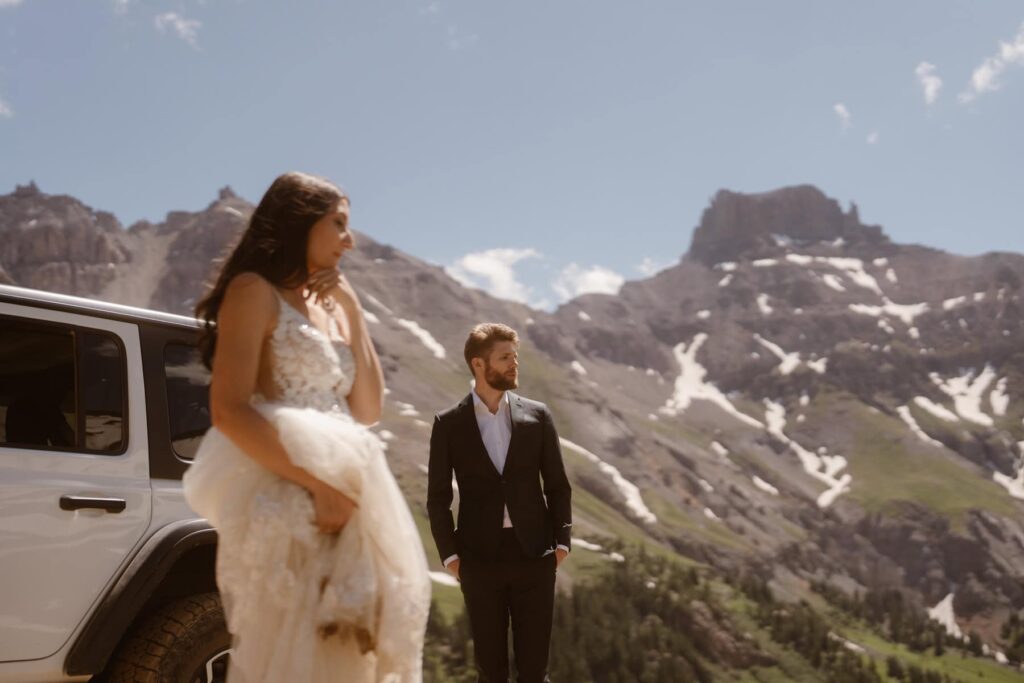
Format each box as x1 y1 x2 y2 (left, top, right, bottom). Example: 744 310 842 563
460 528 557 683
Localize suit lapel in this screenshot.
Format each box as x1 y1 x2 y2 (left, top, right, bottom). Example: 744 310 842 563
505 391 524 473
459 393 501 479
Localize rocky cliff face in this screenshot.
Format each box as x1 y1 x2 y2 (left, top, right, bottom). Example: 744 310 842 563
538 186 1024 645
687 185 889 266
2 181 1023 660
0 182 131 295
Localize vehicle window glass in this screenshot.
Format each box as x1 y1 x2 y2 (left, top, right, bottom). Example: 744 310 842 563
0 318 77 449
164 343 211 460
80 332 126 452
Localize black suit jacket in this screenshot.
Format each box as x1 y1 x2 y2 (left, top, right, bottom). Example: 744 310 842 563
427 392 572 562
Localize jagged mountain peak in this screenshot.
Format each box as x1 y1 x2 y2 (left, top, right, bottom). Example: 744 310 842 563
12 180 41 198
687 185 890 266
217 185 239 201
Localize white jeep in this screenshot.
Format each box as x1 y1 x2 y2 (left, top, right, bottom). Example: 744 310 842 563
0 284 229 683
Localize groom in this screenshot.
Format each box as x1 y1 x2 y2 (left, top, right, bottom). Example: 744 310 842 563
428 323 572 683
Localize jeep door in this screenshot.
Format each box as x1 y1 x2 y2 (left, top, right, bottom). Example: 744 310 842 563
0 305 152 662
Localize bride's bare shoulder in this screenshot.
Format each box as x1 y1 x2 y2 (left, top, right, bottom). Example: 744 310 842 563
221 272 278 319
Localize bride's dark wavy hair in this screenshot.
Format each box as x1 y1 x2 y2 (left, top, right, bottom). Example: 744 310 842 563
195 171 347 368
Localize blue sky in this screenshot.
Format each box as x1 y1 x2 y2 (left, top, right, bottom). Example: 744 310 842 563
1 1 1022 310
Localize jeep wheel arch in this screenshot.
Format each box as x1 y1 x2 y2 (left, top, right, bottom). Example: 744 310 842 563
65 519 218 676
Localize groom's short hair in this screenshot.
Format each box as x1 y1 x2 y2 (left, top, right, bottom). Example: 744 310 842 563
464 323 519 373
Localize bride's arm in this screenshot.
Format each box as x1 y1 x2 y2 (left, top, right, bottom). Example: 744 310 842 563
209 273 355 533
306 268 384 425
209 274 321 488
336 290 385 426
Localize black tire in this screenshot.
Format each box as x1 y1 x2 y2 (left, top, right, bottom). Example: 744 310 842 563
104 592 231 683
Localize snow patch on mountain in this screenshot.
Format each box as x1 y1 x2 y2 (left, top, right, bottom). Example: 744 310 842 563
990 377 1009 416
752 476 780 495
994 463 1024 500
928 593 963 639
394 401 420 417
930 366 996 426
660 334 764 428
849 300 929 327
806 357 828 374
560 438 658 524
573 538 604 552
364 293 394 315
897 406 944 447
913 397 959 423
993 442 1024 500
754 334 801 375
707 440 738 469
395 318 447 359
822 274 846 292
821 257 884 296
943 292 987 311
764 399 851 508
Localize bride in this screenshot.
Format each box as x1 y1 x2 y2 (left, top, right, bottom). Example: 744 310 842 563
183 171 430 682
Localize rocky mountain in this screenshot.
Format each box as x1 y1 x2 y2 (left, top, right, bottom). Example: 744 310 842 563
3 181 1023 680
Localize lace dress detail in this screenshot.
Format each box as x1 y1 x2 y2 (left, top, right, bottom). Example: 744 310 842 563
262 295 357 414
182 288 431 683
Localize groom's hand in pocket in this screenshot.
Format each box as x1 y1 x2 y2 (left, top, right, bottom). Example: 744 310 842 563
309 479 357 533
447 559 461 582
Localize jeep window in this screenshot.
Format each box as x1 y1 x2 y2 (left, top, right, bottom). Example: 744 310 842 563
0 316 126 453
164 342 211 460
81 331 126 452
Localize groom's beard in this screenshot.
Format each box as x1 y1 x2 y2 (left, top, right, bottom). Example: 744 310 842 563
483 362 518 391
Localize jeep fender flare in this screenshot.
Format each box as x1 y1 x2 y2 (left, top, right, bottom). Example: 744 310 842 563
65 518 218 676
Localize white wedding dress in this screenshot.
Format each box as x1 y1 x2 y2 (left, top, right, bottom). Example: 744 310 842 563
182 293 431 683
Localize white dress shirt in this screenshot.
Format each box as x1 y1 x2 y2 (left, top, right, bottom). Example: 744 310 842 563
443 389 568 569
473 390 515 529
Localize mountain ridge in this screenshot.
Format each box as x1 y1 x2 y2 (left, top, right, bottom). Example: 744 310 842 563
3 180 1024 677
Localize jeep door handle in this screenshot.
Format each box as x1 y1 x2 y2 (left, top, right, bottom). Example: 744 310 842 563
59 495 127 513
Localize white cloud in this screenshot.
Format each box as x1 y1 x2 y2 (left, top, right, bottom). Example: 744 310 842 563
637 257 670 277
915 61 943 105
155 12 201 49
553 263 625 302
446 247 541 304
0 98 12 119
112 0 131 14
419 1 441 15
0 0 24 7
866 130 880 145
959 22 1024 103
833 103 851 131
